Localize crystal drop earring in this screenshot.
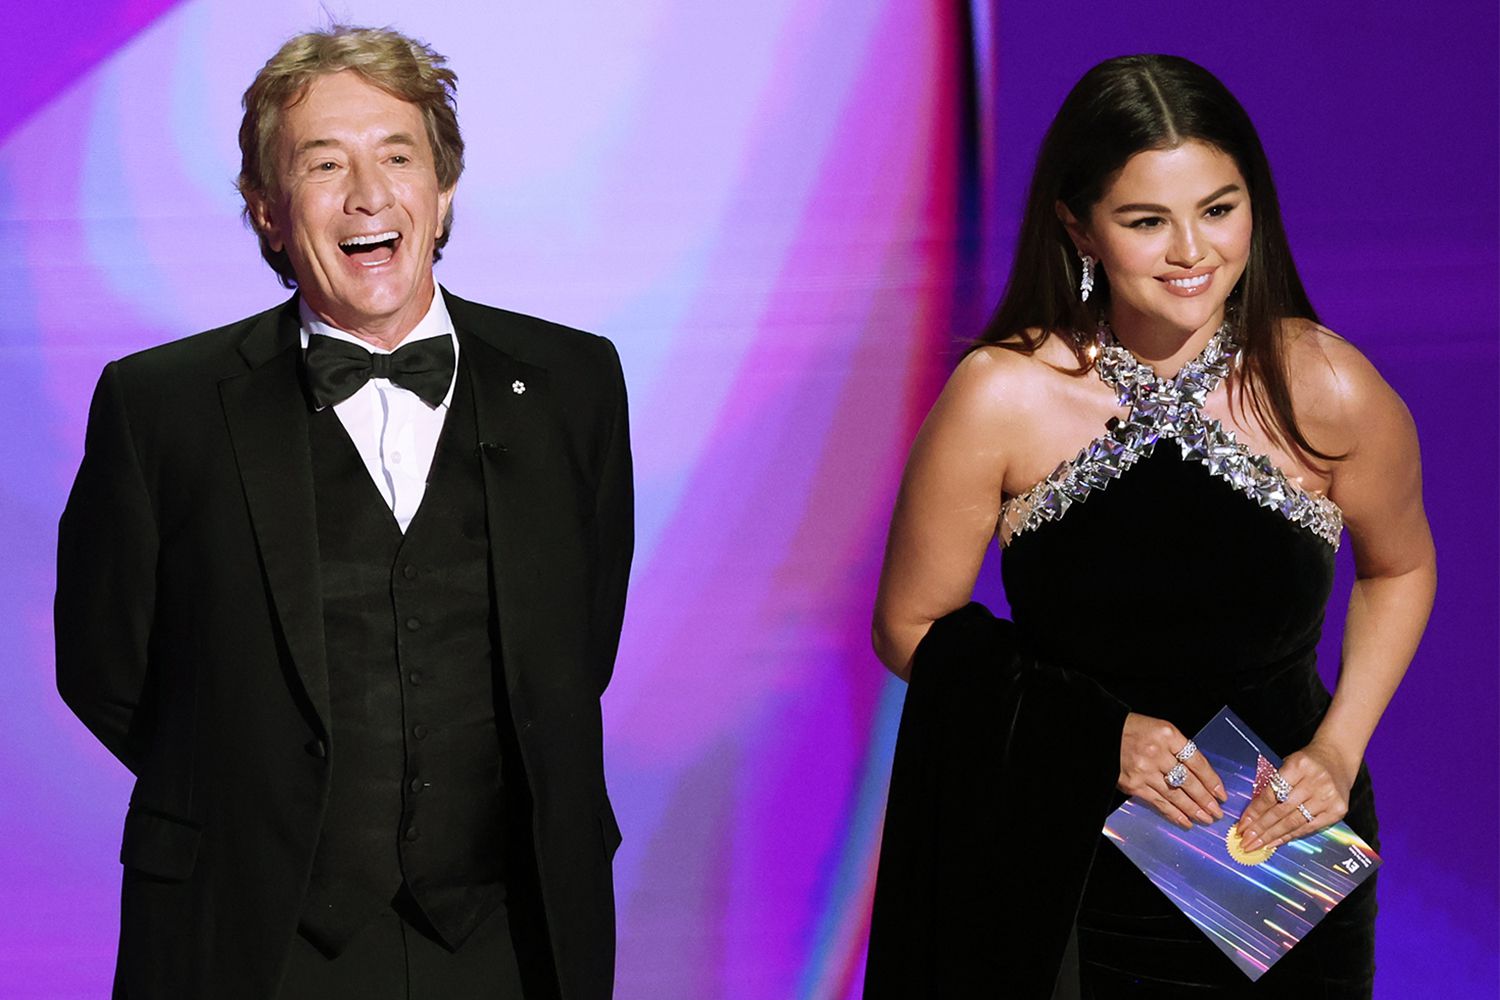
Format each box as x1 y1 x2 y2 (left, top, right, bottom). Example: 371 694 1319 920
1079 254 1095 302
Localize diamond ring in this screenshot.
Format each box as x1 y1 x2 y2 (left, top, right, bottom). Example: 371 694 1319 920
1174 740 1198 763
1269 774 1293 804
1297 803 1313 823
1166 763 1188 789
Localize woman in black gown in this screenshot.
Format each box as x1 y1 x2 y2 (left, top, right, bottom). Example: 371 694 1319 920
867 56 1435 997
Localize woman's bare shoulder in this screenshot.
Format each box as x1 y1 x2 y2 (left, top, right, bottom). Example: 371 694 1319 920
949 332 1078 412
1282 319 1411 451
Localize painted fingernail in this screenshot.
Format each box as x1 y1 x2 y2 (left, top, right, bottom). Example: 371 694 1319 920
1215 785 1227 801
1195 809 1211 823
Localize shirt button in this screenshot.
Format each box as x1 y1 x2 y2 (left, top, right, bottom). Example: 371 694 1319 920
391 452 403 464
405 617 421 631
405 825 420 842
402 564 418 580
408 671 424 686
412 724 429 740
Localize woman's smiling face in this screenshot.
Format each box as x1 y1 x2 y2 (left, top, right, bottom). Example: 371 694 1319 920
1065 140 1253 340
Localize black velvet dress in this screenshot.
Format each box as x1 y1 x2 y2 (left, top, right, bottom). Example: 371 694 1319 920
998 330 1378 998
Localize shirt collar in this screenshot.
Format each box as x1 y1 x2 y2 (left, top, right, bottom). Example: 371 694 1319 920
298 288 459 407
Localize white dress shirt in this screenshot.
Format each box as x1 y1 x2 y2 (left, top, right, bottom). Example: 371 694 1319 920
299 290 458 533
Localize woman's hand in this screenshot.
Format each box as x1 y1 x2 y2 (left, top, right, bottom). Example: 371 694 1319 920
1118 712 1227 829
1237 740 1358 851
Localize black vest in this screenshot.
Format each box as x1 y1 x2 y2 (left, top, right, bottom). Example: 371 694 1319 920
299 367 508 955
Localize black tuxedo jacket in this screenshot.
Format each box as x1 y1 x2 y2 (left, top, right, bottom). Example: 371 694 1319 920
55 290 633 1000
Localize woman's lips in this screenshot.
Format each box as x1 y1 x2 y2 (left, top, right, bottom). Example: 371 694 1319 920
1158 268 1214 297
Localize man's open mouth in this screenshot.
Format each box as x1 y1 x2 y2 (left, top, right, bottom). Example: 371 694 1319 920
338 230 401 266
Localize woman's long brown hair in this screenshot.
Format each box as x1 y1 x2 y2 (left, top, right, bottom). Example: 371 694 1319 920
977 54 1340 464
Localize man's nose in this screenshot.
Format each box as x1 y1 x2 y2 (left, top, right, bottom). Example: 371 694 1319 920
344 160 395 216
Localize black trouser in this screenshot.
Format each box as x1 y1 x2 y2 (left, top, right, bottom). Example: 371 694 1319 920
279 886 554 1000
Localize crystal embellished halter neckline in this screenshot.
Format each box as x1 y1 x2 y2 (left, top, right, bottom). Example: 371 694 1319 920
997 324 1343 549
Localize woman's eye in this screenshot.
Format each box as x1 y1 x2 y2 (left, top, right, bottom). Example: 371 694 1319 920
1128 216 1165 230
1205 203 1235 218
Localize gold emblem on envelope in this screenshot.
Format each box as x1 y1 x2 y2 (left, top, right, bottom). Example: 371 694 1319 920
1225 823 1277 866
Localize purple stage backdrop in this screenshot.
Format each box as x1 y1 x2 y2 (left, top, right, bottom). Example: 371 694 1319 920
0 3 1494 998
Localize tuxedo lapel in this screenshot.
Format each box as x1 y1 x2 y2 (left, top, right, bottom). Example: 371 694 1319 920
218 300 331 733
457 326 551 700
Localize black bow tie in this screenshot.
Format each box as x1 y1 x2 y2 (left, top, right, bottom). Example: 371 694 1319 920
304 334 455 409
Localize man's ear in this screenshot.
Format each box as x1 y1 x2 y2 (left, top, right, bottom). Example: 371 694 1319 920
1055 201 1094 259
436 184 457 241
246 191 285 253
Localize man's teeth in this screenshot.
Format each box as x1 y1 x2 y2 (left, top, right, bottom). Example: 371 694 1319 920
339 231 399 247
1167 274 1210 289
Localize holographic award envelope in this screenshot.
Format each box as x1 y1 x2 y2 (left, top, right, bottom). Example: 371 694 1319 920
1103 706 1381 981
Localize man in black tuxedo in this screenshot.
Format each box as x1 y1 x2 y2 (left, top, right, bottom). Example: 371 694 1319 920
55 25 631 1000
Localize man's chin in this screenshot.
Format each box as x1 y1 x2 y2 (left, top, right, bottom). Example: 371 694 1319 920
303 284 433 339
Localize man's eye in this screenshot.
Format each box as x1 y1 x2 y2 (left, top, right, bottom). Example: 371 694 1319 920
315 161 338 172
389 155 410 165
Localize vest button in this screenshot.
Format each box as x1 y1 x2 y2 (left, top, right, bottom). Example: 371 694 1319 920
412 724 430 740
408 671 424 686
409 777 426 793
402 564 418 580
405 617 422 631
304 739 327 759
405 825 420 842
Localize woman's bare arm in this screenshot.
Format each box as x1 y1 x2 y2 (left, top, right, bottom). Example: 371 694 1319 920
872 348 1020 679
1239 333 1436 849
